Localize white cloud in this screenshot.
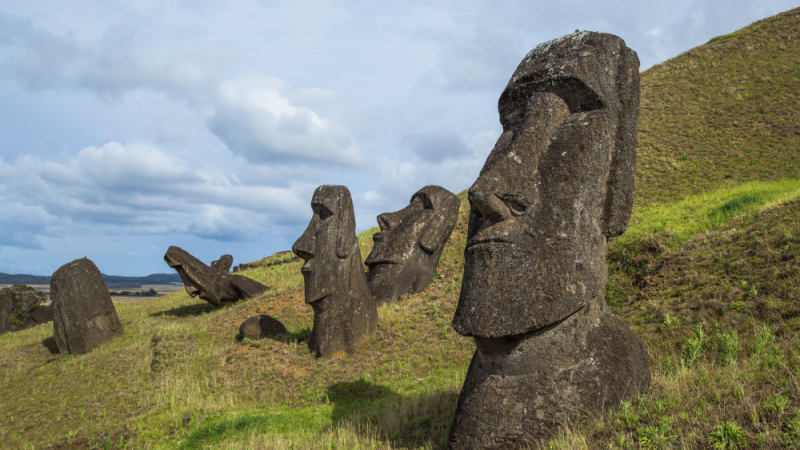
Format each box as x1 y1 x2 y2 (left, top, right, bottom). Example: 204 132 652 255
0 202 59 249
0 141 312 245
207 77 366 168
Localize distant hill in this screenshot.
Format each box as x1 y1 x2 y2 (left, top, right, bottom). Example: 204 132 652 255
0 272 181 287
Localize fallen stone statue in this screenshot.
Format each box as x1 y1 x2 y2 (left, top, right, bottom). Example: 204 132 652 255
164 246 268 307
365 185 460 305
51 258 124 354
293 185 378 358
448 31 651 449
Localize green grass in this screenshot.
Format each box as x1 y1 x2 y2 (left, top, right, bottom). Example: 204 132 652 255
3 7 800 450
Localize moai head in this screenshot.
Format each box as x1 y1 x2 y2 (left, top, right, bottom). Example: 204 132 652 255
452 32 640 338
365 185 460 305
292 185 359 306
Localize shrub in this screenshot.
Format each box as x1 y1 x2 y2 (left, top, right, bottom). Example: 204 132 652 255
716 331 740 366
709 421 747 449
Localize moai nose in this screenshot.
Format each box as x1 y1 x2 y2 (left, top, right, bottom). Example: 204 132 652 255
377 211 401 231
292 229 315 261
468 176 512 224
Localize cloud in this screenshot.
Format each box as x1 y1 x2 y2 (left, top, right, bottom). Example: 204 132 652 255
0 141 313 247
401 132 471 163
207 77 366 168
0 202 59 250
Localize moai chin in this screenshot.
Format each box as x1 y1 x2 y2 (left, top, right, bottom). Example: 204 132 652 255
365 185 460 305
448 31 651 449
293 185 378 358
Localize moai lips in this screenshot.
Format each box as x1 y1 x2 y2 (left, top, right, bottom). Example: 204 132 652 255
293 185 378 358
365 185 460 305
448 31 650 449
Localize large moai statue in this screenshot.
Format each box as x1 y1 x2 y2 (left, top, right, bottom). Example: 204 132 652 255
448 32 651 448
164 247 268 307
51 258 124 354
365 185 460 305
293 185 378 357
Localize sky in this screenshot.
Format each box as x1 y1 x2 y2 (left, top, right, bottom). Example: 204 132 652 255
0 0 797 276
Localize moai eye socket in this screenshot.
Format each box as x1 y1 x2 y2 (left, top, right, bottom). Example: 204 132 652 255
313 204 334 220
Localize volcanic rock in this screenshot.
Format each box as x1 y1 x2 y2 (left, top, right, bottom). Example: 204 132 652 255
51 258 123 354
236 315 288 341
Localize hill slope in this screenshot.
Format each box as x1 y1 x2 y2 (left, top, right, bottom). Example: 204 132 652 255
635 8 800 207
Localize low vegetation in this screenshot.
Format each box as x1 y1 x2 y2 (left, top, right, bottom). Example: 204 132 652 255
1 7 800 450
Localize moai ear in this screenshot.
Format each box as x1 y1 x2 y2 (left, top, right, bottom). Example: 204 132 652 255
603 45 639 238
418 213 444 254
335 187 358 259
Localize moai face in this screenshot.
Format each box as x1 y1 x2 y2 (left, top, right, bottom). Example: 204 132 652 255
365 185 460 305
452 31 640 338
292 185 358 308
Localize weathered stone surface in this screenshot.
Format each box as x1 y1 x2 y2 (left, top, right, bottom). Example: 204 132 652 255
448 32 650 449
0 291 12 334
164 247 268 307
211 254 234 273
293 185 378 357
236 315 288 341
51 258 123 354
365 185 460 305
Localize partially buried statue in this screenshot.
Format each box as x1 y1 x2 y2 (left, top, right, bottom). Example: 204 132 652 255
365 185 460 305
293 185 378 358
51 258 123 354
164 247 268 307
448 32 651 448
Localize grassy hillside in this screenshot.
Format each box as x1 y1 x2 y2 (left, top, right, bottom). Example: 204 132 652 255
2 7 800 450
635 7 800 208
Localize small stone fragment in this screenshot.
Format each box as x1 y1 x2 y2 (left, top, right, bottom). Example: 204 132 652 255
236 315 288 341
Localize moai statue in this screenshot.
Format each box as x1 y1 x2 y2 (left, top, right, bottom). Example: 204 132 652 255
448 32 651 449
51 258 123 354
293 185 378 357
365 185 460 305
164 247 268 306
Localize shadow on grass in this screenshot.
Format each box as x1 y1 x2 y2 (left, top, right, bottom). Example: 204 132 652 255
326 378 457 449
149 302 218 318
176 378 457 449
42 336 59 354
268 327 310 344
